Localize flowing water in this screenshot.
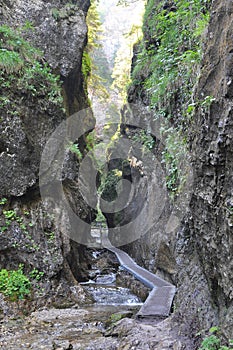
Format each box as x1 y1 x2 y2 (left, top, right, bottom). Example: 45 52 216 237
0 249 143 349
81 249 142 307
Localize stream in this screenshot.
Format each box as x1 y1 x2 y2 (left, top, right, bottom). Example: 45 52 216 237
0 249 143 349
81 250 143 306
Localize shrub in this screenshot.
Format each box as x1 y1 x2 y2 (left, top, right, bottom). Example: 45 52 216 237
68 141 83 160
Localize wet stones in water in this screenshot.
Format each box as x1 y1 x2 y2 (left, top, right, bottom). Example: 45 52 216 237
84 285 142 306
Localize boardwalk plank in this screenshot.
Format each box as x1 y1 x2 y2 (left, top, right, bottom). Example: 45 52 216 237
102 232 176 318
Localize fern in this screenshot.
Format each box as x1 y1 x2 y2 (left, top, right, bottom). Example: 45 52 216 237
0 49 24 73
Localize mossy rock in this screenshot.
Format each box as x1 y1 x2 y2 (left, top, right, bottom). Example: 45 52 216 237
106 310 133 328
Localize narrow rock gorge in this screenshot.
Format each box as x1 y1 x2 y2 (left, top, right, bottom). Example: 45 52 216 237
0 0 232 349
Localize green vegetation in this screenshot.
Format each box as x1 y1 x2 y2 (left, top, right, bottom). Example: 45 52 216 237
45 231 55 243
161 127 187 194
82 51 92 81
110 312 126 323
0 202 39 251
100 169 123 202
130 0 210 195
82 0 109 100
0 264 31 300
51 4 80 22
0 25 63 114
29 268 44 281
0 49 24 73
129 129 155 153
95 209 106 223
0 209 17 232
68 141 83 160
86 1 102 52
0 198 7 205
51 8 61 21
198 327 233 350
3 209 17 220
0 264 45 301
111 23 143 103
94 207 107 227
199 336 232 350
85 130 97 152
133 0 210 109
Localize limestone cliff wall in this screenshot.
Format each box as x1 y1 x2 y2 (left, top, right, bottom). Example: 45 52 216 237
181 0 233 338
115 0 233 342
0 0 90 114
0 0 94 308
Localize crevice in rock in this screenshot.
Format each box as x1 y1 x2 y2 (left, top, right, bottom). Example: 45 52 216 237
66 241 91 282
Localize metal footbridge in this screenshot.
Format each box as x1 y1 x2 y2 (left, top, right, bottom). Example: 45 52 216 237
102 232 176 319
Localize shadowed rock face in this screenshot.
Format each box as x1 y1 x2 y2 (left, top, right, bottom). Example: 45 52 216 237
0 0 94 307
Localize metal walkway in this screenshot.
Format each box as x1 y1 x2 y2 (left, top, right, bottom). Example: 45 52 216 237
102 233 176 319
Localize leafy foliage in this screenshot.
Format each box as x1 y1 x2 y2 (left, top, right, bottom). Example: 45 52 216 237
130 0 210 195
18 61 63 105
0 207 40 251
0 49 24 73
68 142 83 160
100 169 123 202
199 335 233 350
82 0 109 100
0 25 63 113
82 51 92 80
111 16 144 103
161 127 188 194
129 129 155 153
132 0 210 109
0 198 7 205
0 25 41 66
29 268 44 281
198 327 233 350
94 208 107 226
0 264 31 300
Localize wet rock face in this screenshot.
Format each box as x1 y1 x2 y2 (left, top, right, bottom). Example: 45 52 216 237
0 103 64 197
0 306 194 349
0 307 120 349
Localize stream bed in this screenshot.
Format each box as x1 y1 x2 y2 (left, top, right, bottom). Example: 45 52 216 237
0 249 192 350
81 249 143 307
0 250 143 349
